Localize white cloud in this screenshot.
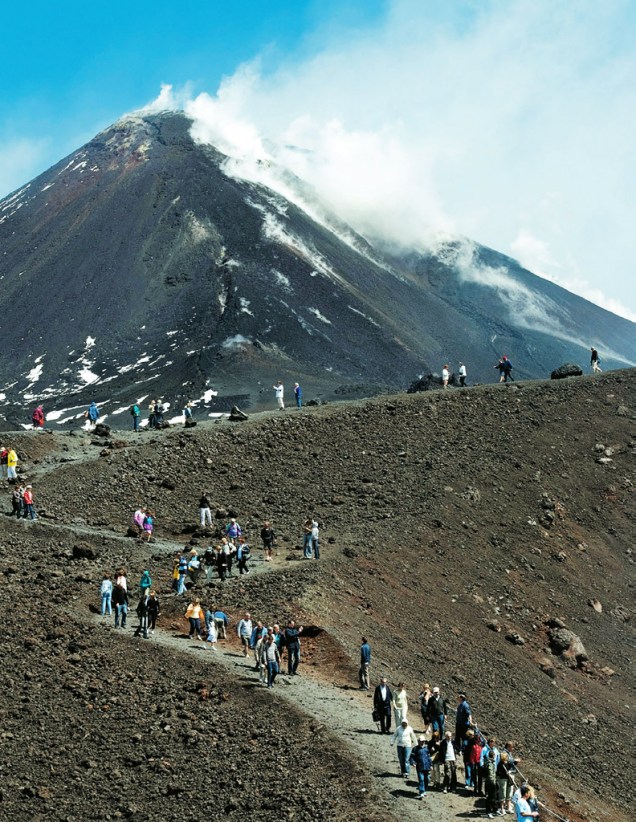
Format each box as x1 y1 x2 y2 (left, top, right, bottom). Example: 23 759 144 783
0 138 49 198
173 0 636 321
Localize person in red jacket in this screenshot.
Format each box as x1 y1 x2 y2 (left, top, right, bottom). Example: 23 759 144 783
22 485 36 520
464 728 483 790
31 405 45 429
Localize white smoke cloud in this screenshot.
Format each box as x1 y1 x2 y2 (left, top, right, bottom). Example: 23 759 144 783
147 0 636 321
0 138 49 199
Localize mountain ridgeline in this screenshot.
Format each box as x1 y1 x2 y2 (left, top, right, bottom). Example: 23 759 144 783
0 111 634 428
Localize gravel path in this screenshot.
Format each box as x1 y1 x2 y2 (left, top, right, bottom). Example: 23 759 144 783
94 612 483 822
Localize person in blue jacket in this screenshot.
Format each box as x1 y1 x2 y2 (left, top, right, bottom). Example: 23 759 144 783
87 402 100 425
294 382 302 408
359 637 371 690
409 735 433 799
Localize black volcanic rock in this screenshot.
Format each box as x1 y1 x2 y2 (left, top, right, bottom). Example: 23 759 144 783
551 363 584 379
0 111 634 429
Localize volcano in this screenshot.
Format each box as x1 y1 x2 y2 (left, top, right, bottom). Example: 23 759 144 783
0 110 634 428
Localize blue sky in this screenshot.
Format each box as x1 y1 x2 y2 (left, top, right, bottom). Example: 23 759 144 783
1 0 635 320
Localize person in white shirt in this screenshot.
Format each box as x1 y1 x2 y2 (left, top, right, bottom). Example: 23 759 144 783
237 612 253 658
391 719 418 779
442 365 449 388
458 362 467 387
392 683 409 727
273 381 285 410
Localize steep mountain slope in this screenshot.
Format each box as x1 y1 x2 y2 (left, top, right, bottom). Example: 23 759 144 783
0 111 634 430
11 369 631 822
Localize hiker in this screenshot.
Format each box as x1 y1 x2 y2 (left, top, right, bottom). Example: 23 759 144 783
494 359 507 382
294 382 302 408
0 445 7 479
134 592 150 639
442 364 449 388
458 362 467 387
273 380 284 410
261 634 281 688
409 735 433 799
480 737 501 798
591 346 602 373
359 637 371 690
497 751 515 815
205 608 218 649
302 518 313 559
250 621 267 666
147 591 159 633
455 692 473 746
310 517 320 559
100 574 113 616
392 682 409 727
11 485 22 517
141 510 154 542
87 401 99 429
237 612 253 657
213 608 229 639
183 400 194 424
32 405 45 429
139 570 152 594
7 447 18 483
418 682 432 731
391 719 417 780
236 537 250 575
285 620 303 675
187 550 202 583
515 785 539 820
225 518 242 543
501 356 514 382
427 731 442 789
148 400 156 429
484 749 499 818
130 403 141 431
177 554 188 594
439 730 458 793
427 686 447 737
199 491 212 527
260 520 275 561
185 598 204 640
132 506 145 536
216 544 229 581
373 677 393 734
464 728 483 790
115 568 127 591
22 485 36 520
154 399 164 428
112 584 129 629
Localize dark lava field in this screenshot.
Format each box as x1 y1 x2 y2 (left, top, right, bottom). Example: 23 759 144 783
0 370 633 821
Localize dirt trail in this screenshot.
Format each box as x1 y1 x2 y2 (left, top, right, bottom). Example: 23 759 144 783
92 610 482 822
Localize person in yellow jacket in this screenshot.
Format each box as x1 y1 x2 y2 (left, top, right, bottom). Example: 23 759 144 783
7 448 18 483
185 598 205 640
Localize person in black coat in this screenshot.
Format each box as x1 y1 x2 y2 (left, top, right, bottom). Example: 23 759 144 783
373 677 393 734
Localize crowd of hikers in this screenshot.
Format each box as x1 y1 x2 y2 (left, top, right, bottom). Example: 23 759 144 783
359 647 543 817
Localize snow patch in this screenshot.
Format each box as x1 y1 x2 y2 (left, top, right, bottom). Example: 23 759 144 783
222 335 251 349
27 362 44 383
201 389 219 403
347 305 380 327
308 307 332 325
272 269 292 291
41 183 55 192
239 297 253 316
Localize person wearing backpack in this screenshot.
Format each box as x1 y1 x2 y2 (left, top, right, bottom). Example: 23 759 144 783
130 404 141 431
501 356 514 382
236 537 250 575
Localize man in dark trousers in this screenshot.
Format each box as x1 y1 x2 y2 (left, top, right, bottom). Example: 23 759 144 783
373 676 393 734
134 592 150 639
359 637 371 690
285 620 303 675
455 692 473 747
427 686 448 737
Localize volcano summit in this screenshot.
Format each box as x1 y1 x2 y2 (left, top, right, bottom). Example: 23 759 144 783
0 111 634 428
